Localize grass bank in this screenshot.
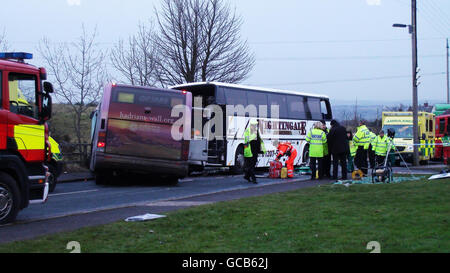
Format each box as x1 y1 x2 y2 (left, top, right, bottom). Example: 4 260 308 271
1 177 448 253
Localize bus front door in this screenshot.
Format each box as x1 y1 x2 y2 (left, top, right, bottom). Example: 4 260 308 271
188 107 210 166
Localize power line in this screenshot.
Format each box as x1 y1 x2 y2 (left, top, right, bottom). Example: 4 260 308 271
257 54 445 62
249 37 444 45
419 2 449 37
251 72 445 87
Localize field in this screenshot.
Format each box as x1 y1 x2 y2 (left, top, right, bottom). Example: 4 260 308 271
1 177 448 253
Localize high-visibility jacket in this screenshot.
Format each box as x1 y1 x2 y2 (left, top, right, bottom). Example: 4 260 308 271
372 135 390 156
49 136 63 161
244 127 266 158
369 132 377 147
306 128 327 158
349 140 357 157
322 128 329 156
353 125 371 150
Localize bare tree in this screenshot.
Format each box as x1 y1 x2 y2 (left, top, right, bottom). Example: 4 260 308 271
110 23 159 86
38 26 108 146
154 0 255 86
0 30 9 51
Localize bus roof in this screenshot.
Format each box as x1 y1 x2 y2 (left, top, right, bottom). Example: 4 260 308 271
170 81 329 99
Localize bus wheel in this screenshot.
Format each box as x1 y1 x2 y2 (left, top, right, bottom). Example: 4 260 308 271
166 176 179 186
232 145 245 174
302 145 310 166
0 172 21 225
95 171 111 185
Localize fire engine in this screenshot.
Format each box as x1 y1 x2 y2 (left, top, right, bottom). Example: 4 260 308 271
0 52 54 224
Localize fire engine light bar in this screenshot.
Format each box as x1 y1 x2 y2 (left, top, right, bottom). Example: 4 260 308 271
0 52 33 60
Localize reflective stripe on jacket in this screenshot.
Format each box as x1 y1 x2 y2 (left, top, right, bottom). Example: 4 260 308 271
243 127 266 158
372 135 390 156
306 128 327 158
322 128 329 156
353 125 371 150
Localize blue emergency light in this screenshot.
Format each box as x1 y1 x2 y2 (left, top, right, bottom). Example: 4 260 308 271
0 52 33 60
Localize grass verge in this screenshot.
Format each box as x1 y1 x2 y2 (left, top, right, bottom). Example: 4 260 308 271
1 177 449 253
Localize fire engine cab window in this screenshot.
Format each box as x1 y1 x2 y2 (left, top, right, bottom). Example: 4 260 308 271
439 119 445 134
8 73 37 119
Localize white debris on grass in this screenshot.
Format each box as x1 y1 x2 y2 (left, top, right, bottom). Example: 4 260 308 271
125 213 166 222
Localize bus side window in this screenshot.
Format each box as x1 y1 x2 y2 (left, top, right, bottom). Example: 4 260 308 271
268 93 288 119
286 94 306 120
215 87 226 105
307 97 321 120
247 91 268 117
224 87 247 107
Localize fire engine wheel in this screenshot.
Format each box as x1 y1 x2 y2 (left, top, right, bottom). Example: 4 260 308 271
0 172 21 225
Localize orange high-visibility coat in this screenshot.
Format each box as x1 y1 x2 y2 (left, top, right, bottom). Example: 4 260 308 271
276 142 297 178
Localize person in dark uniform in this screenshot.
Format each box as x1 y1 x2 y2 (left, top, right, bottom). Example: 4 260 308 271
243 119 266 183
320 120 331 178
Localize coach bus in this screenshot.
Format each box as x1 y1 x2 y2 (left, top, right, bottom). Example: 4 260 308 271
170 82 332 173
89 83 192 184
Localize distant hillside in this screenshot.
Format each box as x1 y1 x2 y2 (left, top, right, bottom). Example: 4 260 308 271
330 99 443 121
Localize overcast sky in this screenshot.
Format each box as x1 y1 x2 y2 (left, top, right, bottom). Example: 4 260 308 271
2 0 449 105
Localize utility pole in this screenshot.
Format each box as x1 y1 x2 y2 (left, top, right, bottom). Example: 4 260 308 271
447 38 449 104
411 0 420 166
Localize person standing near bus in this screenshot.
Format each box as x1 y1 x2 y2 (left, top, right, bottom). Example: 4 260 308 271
368 131 377 169
353 120 371 175
243 119 266 184
327 120 349 180
320 120 331 178
347 131 357 173
306 122 327 180
372 130 390 166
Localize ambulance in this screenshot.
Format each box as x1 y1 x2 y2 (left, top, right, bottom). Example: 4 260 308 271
381 111 435 165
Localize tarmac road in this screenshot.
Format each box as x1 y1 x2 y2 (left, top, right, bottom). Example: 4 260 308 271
0 171 331 244
0 164 441 245
15 173 311 223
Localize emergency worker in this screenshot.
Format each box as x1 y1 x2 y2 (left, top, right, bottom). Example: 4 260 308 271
243 119 266 183
306 122 327 180
275 142 298 178
353 121 371 175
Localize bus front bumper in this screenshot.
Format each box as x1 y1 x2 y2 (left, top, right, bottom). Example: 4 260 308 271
94 153 189 177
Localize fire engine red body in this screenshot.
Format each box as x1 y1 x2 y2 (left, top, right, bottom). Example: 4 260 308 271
0 52 53 224
434 114 450 160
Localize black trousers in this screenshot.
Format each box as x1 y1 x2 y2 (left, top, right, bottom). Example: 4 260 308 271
368 145 376 168
310 157 323 179
355 146 368 174
244 156 257 181
332 152 348 180
322 154 331 177
376 155 386 166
